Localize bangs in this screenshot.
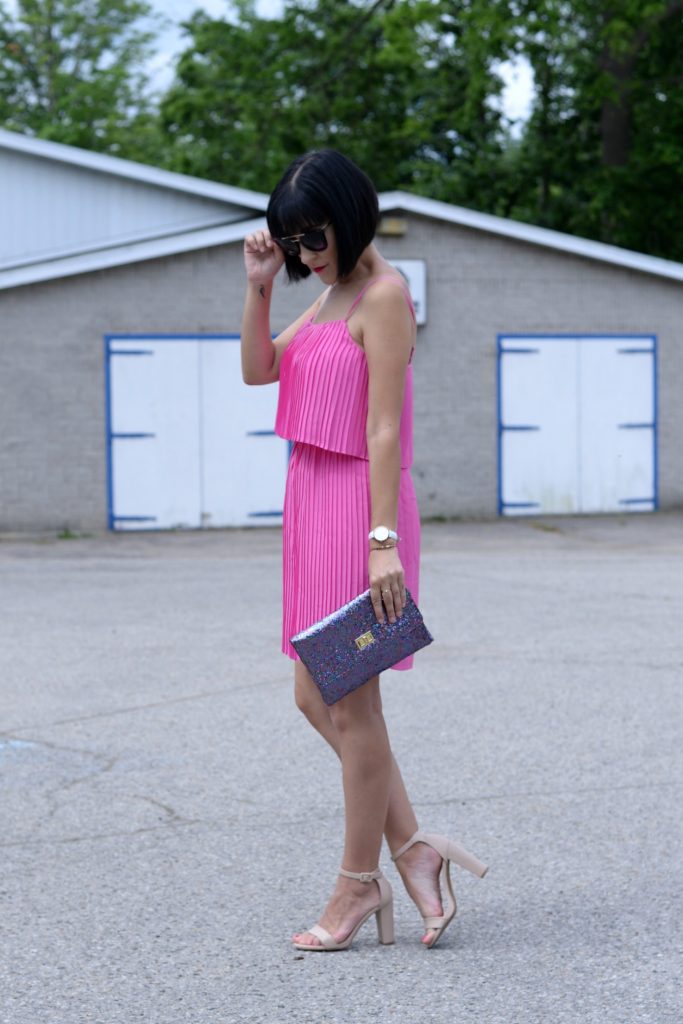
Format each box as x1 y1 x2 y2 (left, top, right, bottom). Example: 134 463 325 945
267 186 328 239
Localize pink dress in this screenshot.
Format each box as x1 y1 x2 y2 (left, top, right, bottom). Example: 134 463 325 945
275 276 420 670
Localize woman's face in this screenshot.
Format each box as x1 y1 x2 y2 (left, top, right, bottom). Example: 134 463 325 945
296 222 338 284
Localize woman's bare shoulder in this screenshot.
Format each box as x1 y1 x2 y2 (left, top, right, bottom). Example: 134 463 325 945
360 275 414 329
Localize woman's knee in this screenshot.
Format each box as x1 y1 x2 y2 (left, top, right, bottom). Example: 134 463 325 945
294 662 325 721
294 682 318 720
329 678 383 732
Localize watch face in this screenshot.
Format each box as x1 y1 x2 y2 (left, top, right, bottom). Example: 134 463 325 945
374 526 389 542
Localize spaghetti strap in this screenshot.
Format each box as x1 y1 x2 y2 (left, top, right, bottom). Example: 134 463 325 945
344 274 416 322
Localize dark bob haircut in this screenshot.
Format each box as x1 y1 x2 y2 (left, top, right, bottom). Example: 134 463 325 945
266 150 379 282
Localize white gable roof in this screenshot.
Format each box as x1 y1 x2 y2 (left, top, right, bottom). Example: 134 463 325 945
0 128 268 207
0 129 268 279
0 129 681 291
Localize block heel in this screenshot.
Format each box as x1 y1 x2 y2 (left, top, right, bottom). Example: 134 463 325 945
392 829 488 948
375 892 395 945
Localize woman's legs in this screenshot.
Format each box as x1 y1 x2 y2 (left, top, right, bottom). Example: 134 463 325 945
293 662 445 944
331 677 391 872
294 661 418 847
292 671 391 945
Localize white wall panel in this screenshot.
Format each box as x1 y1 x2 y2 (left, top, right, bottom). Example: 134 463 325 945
0 150 247 267
499 336 657 515
109 340 202 529
500 339 580 514
579 340 656 512
200 341 286 526
107 335 286 530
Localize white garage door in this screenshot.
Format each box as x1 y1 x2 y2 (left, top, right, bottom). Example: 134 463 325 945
498 335 657 515
105 334 287 529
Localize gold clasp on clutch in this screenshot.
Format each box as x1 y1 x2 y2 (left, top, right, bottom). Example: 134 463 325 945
355 630 375 651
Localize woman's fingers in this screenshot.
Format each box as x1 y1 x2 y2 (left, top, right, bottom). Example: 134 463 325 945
244 230 285 283
382 585 397 624
245 230 273 253
370 575 405 625
370 585 385 624
368 550 405 625
392 581 405 614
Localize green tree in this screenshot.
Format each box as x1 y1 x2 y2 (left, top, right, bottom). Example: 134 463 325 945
159 0 513 198
398 0 517 212
0 0 164 160
159 2 297 189
594 0 683 258
5 0 678 259
509 0 683 259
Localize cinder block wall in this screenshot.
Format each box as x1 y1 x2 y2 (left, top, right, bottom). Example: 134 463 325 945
380 215 683 518
1 215 682 531
0 247 318 531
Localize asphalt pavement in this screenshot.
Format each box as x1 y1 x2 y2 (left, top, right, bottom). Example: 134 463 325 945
1 515 681 1024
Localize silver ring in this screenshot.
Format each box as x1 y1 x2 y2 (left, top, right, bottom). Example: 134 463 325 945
382 588 391 594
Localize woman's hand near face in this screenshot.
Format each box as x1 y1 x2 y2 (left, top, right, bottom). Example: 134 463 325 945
244 230 285 285
369 546 406 625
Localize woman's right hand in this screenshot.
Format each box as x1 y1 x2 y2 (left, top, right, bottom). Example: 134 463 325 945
244 230 285 285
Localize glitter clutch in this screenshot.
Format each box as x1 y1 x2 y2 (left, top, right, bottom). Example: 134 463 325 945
290 589 433 706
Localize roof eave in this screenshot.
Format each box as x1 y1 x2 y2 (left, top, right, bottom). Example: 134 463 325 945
379 191 683 284
0 217 268 291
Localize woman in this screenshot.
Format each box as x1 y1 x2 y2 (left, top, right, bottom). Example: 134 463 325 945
241 150 486 951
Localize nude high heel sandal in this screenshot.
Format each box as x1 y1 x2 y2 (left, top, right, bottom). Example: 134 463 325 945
391 830 488 949
292 868 395 952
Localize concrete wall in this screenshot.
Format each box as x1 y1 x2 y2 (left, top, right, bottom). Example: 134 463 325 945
380 215 683 518
1 213 682 531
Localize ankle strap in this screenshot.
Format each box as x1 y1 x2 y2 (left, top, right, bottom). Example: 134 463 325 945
390 830 424 862
339 867 382 883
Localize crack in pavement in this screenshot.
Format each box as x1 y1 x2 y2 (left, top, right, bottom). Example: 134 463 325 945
132 795 192 823
7 776 679 851
413 777 683 806
0 817 203 850
39 755 122 836
0 737 122 841
2 676 289 734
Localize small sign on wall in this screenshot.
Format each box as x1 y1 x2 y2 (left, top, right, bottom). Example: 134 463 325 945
389 260 427 325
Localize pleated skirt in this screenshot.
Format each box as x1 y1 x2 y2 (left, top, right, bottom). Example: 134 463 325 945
282 441 421 670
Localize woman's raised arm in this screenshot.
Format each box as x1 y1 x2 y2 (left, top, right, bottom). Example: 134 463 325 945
241 230 284 385
241 229 324 385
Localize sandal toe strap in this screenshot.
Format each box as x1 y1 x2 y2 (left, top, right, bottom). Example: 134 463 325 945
307 924 336 948
422 915 447 930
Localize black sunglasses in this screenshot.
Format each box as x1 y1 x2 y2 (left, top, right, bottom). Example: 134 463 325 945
273 222 331 257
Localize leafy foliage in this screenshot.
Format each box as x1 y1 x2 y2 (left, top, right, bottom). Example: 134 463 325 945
0 0 164 159
1 0 682 259
507 0 683 258
159 0 512 199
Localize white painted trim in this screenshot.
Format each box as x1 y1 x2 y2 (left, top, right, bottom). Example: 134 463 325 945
0 214 249 272
380 192 683 283
0 128 269 210
0 217 267 290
